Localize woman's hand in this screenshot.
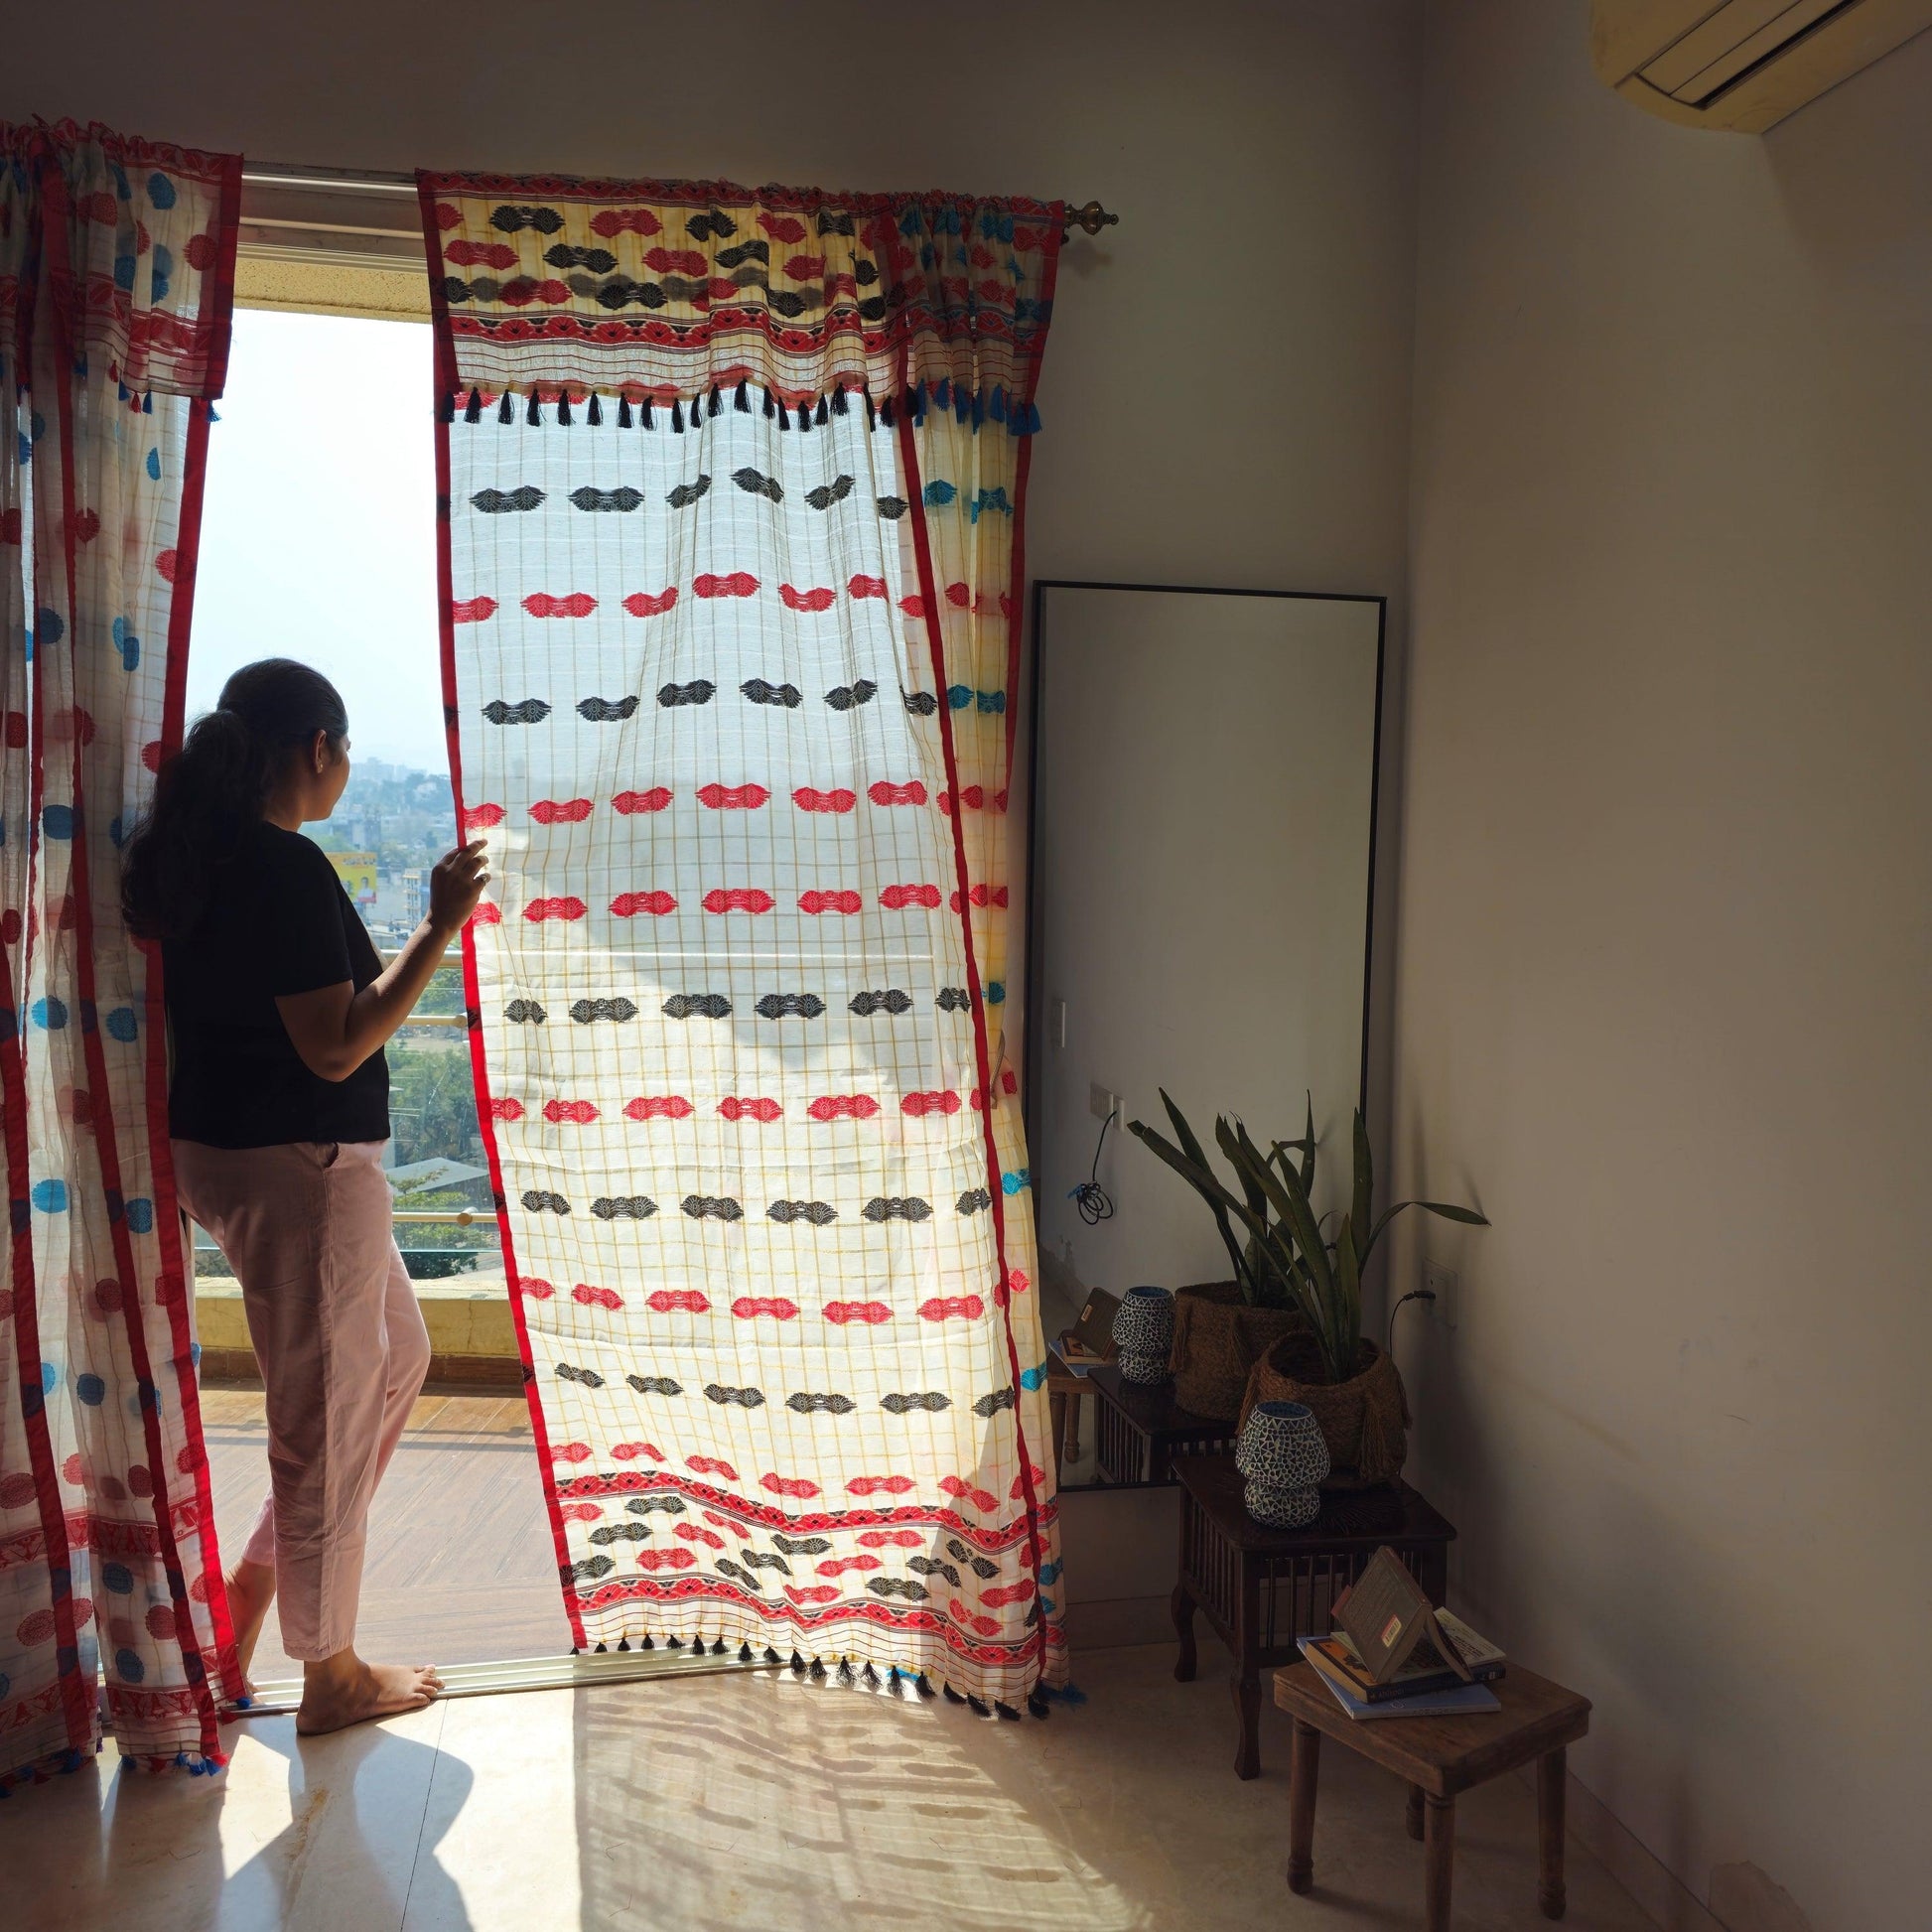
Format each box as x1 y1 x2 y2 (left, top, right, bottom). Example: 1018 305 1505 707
428 839 489 936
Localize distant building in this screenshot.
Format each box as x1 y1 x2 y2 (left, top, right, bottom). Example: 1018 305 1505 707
401 868 427 928
330 851 379 906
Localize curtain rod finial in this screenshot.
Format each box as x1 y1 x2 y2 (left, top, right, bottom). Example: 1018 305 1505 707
1060 201 1118 240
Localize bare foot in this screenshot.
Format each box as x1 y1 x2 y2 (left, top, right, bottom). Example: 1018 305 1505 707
296 1652 444 1735
223 1559 277 1698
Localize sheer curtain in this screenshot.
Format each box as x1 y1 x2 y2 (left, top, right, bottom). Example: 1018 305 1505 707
1 119 242 1788
420 175 1066 1708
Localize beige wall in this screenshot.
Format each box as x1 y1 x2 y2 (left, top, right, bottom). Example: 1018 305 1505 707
1391 6 1932 1928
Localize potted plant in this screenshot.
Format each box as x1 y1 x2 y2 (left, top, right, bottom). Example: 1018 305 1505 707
1113 1093 1318 1418
1128 1095 1487 1480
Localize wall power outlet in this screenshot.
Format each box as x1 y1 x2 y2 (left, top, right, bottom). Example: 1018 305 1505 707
1089 1082 1122 1125
1424 1259 1459 1330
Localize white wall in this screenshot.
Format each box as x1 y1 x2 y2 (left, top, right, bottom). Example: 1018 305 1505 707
1391 6 1932 1928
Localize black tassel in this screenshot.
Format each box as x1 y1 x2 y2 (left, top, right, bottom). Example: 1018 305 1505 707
837 1659 855 1686
437 390 456 423
594 1641 608 1653
526 392 541 428
831 385 849 415
712 1638 727 1656
738 1642 753 1662
587 392 603 426
618 395 633 428
463 388 482 423
914 1672 935 1700
571 1644 581 1656
796 403 812 433
641 399 654 430
776 400 790 432
1028 1692 1050 1720
616 1636 629 1652
764 1647 780 1664
761 386 775 419
640 1634 654 1649
671 399 684 433
995 1701 1023 1723
809 1657 827 1680
707 384 721 418
862 1662 879 1686
943 1683 966 1705
497 392 514 425
968 1694 992 1718
789 1652 806 1674
880 395 895 428
864 391 877 432
665 1635 683 1648
814 394 829 426
734 379 750 413
557 392 573 426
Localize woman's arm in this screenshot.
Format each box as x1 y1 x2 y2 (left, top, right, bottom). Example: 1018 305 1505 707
275 841 488 1082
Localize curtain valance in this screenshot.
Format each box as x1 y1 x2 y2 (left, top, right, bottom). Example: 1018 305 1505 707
418 173 1060 427
0 119 240 400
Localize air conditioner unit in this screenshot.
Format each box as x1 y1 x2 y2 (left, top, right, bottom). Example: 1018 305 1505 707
1590 0 1932 131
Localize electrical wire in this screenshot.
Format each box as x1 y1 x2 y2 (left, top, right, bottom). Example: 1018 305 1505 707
1069 1113 1116 1226
1386 1287 1436 1362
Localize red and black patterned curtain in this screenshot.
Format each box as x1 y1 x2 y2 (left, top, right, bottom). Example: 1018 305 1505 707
419 173 1066 1709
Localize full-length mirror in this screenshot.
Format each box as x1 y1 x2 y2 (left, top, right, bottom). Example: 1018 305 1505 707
1026 583 1384 1488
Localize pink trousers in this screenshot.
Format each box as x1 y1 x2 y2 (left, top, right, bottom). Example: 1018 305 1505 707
174 1138 431 1662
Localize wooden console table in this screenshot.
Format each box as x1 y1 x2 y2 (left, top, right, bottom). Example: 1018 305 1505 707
1087 1363 1239 1484
1277 1659 1590 1927
1170 1451 1455 1779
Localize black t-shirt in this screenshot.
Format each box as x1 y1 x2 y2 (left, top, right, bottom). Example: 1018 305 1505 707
165 822 390 1149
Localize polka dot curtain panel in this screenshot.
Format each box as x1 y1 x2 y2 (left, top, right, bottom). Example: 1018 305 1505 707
419 173 1066 1709
1 120 243 1789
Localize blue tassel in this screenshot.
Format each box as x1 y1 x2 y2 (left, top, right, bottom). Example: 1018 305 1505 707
933 377 951 410
988 385 1008 425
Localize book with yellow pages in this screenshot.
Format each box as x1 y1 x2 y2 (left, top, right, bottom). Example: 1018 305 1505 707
1298 1638 1501 1722
1308 1607 1507 1704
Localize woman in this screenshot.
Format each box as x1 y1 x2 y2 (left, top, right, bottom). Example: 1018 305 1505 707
123 658 487 1734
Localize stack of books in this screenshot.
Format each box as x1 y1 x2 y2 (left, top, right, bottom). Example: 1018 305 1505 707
1298 1547 1507 1722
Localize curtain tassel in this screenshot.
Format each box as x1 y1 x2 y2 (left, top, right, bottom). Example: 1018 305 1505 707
994 1701 1023 1723
968 1694 993 1718
776 397 790 431
463 388 483 423
789 1652 806 1674
707 383 721 418
497 392 515 425
942 1682 966 1705
814 394 829 426
641 399 654 430
836 1659 855 1686
526 392 542 427
830 384 849 416
913 1672 935 1700
796 401 812 433
738 1642 753 1662
763 1647 780 1664
711 1638 728 1656
809 1657 827 1680
734 379 750 413
617 395 633 428
863 390 877 432
880 394 895 429
1027 1691 1051 1720
762 385 776 418
615 1635 628 1651
639 1633 653 1648
670 398 684 433
594 1640 608 1653
586 392 603 426
436 391 456 423
557 392 573 426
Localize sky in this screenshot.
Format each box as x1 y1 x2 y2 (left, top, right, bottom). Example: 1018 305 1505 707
190 309 448 772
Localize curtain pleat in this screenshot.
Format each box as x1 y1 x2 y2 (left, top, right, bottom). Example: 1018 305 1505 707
1 119 241 1789
421 176 1066 1704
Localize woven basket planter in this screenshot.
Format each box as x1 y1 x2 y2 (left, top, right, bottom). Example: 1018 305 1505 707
1167 1283 1307 1422
1238 1330 1411 1489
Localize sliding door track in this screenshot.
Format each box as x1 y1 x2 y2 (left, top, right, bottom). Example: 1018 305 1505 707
234 1645 775 1716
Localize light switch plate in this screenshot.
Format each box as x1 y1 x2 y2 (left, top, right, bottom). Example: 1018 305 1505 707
1424 1259 1458 1330
1089 1081 1121 1125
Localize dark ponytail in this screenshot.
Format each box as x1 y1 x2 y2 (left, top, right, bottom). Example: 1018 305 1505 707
122 658 348 940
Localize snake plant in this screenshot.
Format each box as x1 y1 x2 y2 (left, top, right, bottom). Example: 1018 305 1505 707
1127 1092 1488 1386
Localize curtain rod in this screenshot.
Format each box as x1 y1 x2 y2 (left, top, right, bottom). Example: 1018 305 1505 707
241 166 1117 240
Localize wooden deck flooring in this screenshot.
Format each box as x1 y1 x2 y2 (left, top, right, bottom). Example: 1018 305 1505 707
201 1390 571 1683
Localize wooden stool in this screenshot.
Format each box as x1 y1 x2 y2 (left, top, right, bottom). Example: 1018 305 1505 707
1173 1454 1454 1779
1274 1660 1589 1927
